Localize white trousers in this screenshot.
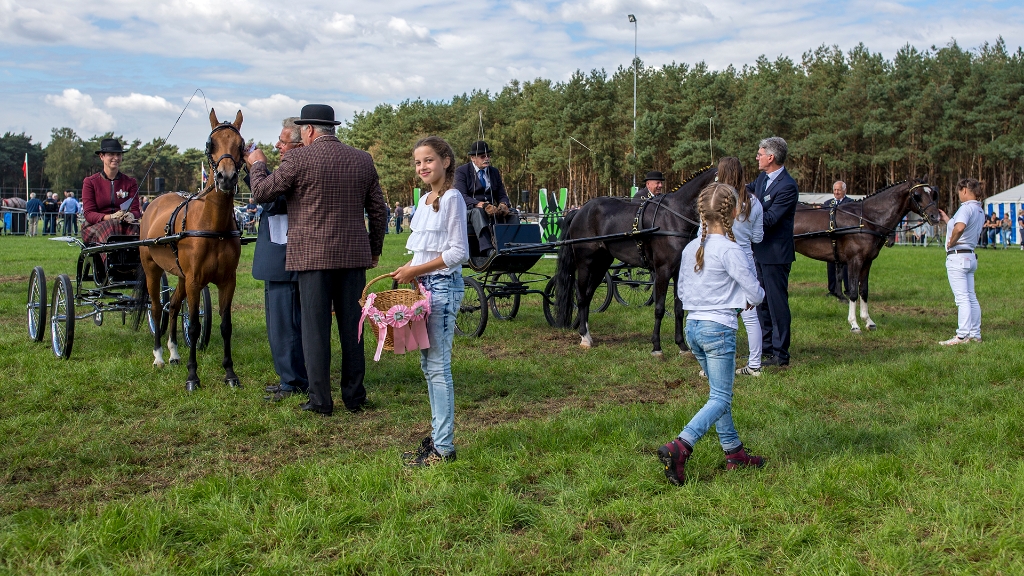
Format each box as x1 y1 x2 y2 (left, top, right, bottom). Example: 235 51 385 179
740 307 762 368
945 253 981 339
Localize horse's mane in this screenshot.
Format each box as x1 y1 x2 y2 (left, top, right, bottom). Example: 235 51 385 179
854 178 924 202
665 165 715 195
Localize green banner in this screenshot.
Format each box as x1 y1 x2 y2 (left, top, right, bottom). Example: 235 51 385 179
539 187 568 243
630 186 639 197
413 187 420 206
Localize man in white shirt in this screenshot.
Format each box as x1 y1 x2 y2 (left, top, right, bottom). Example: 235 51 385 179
937 178 984 345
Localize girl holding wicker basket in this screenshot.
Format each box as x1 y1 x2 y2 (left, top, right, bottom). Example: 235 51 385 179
391 136 469 467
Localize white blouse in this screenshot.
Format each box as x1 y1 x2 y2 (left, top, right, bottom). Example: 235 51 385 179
405 189 469 275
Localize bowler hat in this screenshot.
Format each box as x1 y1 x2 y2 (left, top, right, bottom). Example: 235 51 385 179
294 104 341 126
468 140 493 156
95 138 125 155
644 170 665 182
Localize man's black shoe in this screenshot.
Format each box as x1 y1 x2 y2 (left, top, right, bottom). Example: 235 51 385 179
264 384 282 393
264 390 298 402
761 354 776 365
346 400 374 414
299 401 332 416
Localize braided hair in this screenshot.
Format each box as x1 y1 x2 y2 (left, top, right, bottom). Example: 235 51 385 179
694 182 737 273
716 157 752 221
413 136 456 212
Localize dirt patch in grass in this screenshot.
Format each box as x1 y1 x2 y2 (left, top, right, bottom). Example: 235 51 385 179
0 275 29 284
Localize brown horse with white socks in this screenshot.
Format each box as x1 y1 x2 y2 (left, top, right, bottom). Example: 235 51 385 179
132 109 244 392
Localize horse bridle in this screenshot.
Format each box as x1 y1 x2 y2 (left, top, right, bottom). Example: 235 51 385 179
204 122 245 177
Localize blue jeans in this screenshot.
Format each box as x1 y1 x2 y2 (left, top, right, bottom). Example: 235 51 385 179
679 319 742 451
419 272 464 456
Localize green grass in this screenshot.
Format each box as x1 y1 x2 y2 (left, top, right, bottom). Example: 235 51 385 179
1 234 1023 574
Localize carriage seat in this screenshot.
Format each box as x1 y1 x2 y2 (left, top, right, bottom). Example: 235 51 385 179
91 234 142 285
466 211 522 258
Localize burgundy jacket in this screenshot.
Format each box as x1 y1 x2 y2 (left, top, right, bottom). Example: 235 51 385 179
250 136 388 271
82 171 141 225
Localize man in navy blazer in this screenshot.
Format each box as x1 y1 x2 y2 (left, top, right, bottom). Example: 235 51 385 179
252 117 308 402
748 136 799 366
454 140 513 262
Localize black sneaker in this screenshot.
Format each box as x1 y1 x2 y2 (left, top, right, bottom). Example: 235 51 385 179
402 436 434 462
406 446 456 467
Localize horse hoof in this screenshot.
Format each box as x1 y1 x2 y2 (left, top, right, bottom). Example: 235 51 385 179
679 349 692 357
170 358 180 366
651 350 664 358
185 380 201 393
579 343 591 350
851 327 861 334
153 360 165 368
867 324 877 331
225 378 242 389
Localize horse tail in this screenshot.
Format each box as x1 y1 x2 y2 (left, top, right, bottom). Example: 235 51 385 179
553 209 578 328
128 263 150 331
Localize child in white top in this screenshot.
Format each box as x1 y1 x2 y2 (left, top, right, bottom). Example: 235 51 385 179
659 182 766 486
392 136 468 466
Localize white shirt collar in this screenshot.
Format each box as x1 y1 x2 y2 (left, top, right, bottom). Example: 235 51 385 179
765 166 784 183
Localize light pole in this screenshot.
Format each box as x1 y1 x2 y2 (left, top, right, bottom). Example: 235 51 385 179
569 136 594 206
628 14 637 191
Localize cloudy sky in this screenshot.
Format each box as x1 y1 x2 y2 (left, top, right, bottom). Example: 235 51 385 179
1 0 1021 150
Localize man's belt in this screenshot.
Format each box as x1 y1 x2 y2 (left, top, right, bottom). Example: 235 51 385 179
946 249 974 255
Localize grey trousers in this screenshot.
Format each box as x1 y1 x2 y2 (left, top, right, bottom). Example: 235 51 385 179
297 268 367 412
265 280 308 391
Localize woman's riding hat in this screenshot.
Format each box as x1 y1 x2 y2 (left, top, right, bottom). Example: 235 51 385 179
294 104 341 126
644 171 665 182
468 140 493 156
95 138 125 155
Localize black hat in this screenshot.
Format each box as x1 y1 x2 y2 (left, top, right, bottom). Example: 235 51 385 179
644 170 665 182
468 140 493 156
294 104 341 126
95 138 125 155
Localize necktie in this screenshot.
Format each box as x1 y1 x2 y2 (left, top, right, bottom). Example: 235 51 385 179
477 169 487 190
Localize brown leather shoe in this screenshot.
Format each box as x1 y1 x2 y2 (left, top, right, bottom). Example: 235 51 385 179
657 438 692 486
724 445 765 470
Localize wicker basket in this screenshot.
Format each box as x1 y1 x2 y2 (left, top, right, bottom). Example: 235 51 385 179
359 274 428 352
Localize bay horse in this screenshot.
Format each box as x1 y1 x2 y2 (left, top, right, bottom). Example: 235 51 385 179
553 166 717 355
794 179 941 333
131 109 244 392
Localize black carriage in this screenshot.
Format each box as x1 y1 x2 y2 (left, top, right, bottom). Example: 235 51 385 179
26 234 219 359
454 219 657 338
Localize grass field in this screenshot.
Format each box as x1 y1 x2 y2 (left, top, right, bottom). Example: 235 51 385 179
1 233 1022 575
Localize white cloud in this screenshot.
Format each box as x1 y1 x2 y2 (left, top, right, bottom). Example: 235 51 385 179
387 16 431 42
44 89 115 132
105 93 177 112
243 94 308 118
325 13 356 35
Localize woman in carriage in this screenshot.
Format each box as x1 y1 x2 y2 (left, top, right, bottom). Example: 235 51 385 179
81 138 141 245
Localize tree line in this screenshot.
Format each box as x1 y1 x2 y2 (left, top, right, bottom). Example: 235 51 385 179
2 38 1021 212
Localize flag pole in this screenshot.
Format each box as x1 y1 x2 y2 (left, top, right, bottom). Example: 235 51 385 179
24 153 29 201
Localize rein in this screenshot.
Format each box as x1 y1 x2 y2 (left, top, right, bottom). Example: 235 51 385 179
631 190 701 268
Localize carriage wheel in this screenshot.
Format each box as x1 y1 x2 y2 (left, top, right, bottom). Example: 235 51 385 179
593 272 614 313
456 277 488 338
612 267 655 307
489 273 521 321
181 285 212 350
148 272 170 335
27 266 47 342
543 278 580 329
50 274 75 359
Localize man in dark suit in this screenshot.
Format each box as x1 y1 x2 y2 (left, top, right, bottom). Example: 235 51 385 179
748 136 799 367
248 104 388 416
631 171 665 203
454 140 513 264
826 180 851 300
253 117 308 402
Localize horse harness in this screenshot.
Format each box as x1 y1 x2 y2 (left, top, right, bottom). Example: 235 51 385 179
161 190 242 276
794 182 936 263
631 195 700 269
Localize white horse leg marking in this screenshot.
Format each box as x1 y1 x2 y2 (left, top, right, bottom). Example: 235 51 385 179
153 347 165 367
580 322 593 349
860 297 876 330
848 299 861 333
167 338 180 363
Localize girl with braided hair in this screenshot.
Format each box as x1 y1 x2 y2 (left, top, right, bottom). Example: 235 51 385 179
658 182 766 486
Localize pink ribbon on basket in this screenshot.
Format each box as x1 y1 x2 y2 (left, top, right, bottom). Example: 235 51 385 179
358 285 433 362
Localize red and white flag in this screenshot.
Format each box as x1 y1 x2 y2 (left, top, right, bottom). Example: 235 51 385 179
22 153 27 178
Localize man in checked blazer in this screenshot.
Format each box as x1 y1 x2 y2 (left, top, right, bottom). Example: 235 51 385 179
747 136 799 367
248 104 388 416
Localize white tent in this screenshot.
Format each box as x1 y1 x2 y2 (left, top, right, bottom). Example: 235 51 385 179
984 183 1024 244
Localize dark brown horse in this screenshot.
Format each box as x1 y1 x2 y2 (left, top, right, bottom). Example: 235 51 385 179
132 109 244 391
553 167 717 355
794 179 941 332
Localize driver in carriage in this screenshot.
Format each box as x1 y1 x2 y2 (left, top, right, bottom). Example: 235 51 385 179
81 138 141 245
454 140 515 267
631 170 665 203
